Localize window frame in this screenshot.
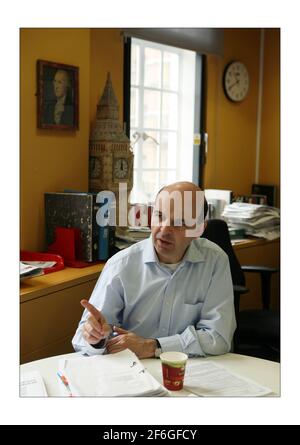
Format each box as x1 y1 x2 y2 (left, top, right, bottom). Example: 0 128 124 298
123 37 206 202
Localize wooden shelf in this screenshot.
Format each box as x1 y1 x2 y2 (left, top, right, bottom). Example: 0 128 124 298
20 263 105 303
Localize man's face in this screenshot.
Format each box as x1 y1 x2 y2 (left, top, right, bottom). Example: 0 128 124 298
151 188 205 264
53 71 68 98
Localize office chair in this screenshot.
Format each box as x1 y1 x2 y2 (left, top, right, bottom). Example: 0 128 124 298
201 219 280 362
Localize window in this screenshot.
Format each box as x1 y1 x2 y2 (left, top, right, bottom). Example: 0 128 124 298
128 38 202 204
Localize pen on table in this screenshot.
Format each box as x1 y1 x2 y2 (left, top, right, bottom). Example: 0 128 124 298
57 372 73 397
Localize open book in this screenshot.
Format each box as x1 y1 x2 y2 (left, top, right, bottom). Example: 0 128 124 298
58 349 168 397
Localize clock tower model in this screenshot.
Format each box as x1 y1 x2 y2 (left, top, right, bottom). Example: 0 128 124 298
89 72 133 224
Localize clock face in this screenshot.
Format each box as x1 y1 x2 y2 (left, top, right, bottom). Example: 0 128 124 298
114 158 129 179
223 61 249 102
89 156 101 179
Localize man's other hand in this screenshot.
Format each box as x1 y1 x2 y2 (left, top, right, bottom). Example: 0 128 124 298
106 326 156 358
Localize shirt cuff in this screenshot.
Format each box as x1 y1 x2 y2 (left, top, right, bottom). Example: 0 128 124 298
157 334 183 353
82 340 106 356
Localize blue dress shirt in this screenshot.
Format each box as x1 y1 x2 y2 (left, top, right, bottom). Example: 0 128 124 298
72 236 236 357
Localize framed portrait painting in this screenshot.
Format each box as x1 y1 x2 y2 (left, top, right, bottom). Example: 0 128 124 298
37 60 79 130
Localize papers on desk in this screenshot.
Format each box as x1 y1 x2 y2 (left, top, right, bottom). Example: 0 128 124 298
20 371 48 397
184 361 272 397
20 261 44 280
222 203 280 240
58 349 168 397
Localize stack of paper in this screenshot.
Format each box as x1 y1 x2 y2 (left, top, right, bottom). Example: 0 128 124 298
20 371 48 397
58 349 168 397
115 227 150 250
222 203 280 240
184 361 272 397
20 262 44 280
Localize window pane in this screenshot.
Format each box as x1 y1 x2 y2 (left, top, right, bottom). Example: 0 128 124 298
144 90 161 128
130 87 139 128
141 131 159 168
162 92 178 130
163 52 179 90
159 170 176 187
130 129 139 161
160 132 177 169
141 170 158 203
144 47 161 88
131 44 140 85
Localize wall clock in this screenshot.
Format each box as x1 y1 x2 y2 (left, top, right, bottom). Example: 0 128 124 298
223 61 249 102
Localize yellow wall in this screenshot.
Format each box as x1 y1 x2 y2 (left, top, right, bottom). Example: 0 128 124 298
205 28 279 204
20 28 125 252
90 29 124 127
205 29 260 194
21 29 91 251
259 29 280 206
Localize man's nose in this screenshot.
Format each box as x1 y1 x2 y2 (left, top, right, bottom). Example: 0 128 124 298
159 223 173 234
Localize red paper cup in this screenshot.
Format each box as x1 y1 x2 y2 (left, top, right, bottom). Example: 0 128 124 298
160 352 188 391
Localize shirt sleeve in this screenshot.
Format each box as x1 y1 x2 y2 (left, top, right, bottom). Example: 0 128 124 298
71 260 125 355
157 253 236 357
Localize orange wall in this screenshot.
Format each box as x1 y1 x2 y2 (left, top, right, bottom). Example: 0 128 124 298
205 29 261 195
205 28 280 203
21 29 91 251
259 29 280 206
90 29 124 127
20 28 125 252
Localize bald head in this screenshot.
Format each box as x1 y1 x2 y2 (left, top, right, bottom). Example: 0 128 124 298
155 181 208 223
159 181 201 194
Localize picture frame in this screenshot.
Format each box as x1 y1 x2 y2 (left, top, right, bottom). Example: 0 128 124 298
37 60 79 130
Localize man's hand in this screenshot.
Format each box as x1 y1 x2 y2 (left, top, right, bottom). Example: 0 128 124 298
80 299 112 345
106 326 156 359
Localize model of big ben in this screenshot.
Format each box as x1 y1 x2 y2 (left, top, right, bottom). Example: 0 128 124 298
89 72 133 223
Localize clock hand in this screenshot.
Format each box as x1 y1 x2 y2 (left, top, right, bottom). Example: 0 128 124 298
228 80 240 90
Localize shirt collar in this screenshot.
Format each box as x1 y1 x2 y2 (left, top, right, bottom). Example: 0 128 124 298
142 236 206 264
142 236 160 263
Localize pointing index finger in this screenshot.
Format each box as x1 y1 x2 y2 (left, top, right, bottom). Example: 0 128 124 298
80 299 102 321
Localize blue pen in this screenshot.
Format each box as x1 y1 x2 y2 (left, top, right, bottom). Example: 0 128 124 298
57 372 73 397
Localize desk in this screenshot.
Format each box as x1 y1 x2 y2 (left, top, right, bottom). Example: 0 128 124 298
20 238 279 364
20 351 280 397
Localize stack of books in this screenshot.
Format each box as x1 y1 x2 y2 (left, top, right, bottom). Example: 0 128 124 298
222 203 280 240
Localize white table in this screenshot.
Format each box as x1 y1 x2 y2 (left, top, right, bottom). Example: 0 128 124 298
20 352 280 397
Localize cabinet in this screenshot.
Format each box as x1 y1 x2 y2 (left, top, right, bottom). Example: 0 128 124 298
20 264 104 364
233 238 280 311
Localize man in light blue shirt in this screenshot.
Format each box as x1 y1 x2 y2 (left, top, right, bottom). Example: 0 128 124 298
72 182 236 358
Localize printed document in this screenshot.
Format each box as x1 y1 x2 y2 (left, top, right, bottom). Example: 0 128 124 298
59 349 168 397
20 371 48 397
184 361 272 396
